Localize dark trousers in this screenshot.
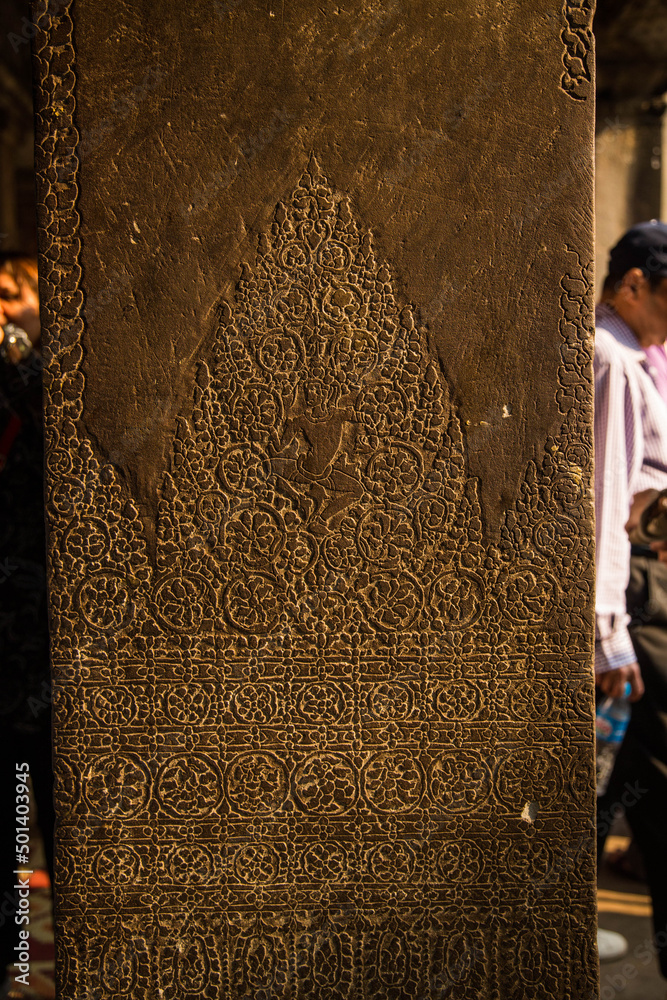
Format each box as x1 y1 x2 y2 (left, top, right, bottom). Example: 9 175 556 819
597 555 667 977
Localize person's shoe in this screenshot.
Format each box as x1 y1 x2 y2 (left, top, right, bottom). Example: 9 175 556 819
597 928 629 962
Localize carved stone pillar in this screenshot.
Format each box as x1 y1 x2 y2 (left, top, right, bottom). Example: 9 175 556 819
32 2 597 997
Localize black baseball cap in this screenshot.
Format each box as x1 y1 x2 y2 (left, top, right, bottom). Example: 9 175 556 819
608 220 667 279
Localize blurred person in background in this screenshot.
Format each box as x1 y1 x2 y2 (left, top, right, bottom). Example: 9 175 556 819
594 222 667 977
0 254 53 998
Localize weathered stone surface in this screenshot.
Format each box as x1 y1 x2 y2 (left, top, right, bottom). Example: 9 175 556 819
32 1 597 997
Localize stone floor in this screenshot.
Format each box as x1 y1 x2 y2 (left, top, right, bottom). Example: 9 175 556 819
597 833 665 1000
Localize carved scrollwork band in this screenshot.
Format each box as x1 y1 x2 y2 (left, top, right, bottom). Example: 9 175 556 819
560 0 595 102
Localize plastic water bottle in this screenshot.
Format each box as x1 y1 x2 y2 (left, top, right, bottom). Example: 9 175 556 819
595 682 631 796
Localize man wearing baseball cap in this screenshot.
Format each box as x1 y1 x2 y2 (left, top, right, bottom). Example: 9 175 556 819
594 220 667 975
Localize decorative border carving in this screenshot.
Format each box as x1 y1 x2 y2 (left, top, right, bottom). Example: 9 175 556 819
560 0 595 102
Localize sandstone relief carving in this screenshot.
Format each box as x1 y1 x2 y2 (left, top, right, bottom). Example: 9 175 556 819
31 1 597 995
38 151 596 997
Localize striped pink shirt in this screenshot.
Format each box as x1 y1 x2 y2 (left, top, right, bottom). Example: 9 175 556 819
645 343 667 404
594 304 667 673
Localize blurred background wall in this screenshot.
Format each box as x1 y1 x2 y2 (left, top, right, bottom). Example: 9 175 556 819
595 0 667 294
0 0 37 255
1 0 666 292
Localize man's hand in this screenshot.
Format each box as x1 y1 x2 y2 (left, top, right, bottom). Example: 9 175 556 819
651 539 667 565
626 489 659 541
597 662 644 701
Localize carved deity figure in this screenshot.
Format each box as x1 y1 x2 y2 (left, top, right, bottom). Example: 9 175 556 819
269 378 363 531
